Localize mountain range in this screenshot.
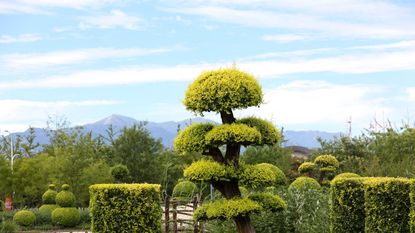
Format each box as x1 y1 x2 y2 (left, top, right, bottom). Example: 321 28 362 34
10 114 341 149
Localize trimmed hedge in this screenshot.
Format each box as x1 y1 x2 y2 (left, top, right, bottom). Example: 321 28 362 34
89 184 162 233
13 210 36 227
51 207 80 227
331 177 366 233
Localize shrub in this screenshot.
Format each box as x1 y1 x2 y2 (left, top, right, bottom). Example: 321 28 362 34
364 177 411 233
330 177 366 233
78 208 90 225
39 204 59 215
172 181 197 200
205 123 261 147
288 177 321 193
89 184 162 233
314 154 339 168
239 163 282 188
333 172 360 181
110 164 129 182
194 198 261 221
55 184 76 207
42 184 57 204
184 159 236 182
51 207 80 227
33 209 52 225
248 193 287 212
13 210 36 227
298 162 315 174
1 220 17 233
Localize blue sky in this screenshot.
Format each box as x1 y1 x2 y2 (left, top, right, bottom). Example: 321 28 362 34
1 0 415 134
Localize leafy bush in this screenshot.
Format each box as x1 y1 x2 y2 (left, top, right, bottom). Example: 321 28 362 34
13 210 36 227
314 154 339 168
298 162 315 174
333 172 360 181
239 163 282 188
172 181 197 200
288 177 321 193
330 177 366 233
55 184 76 207
174 123 215 154
248 193 287 212
51 207 80 227
78 208 90 225
110 164 130 182
42 184 57 204
39 204 59 215
0 220 17 233
33 209 52 225
194 198 261 221
184 159 236 182
205 123 261 147
89 184 162 233
364 178 411 232
236 117 282 145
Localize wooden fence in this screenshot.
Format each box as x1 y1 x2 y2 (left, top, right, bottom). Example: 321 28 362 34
163 196 205 233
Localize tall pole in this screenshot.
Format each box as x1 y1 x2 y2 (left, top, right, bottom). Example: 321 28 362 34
10 132 14 173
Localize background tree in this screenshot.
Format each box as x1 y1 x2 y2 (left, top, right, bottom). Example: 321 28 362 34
174 68 285 233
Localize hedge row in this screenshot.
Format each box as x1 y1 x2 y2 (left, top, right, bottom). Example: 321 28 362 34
331 177 413 233
89 184 162 233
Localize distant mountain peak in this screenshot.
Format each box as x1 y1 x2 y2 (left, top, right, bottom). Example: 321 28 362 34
93 114 138 126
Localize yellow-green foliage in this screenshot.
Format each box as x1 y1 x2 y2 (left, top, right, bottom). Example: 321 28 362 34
172 181 197 200
184 68 263 114
330 177 366 233
51 207 80 227
174 123 215 154
55 184 76 207
236 117 281 145
13 210 36 227
255 163 286 186
288 177 321 193
314 154 339 168
248 193 287 212
205 123 261 147
332 172 360 181
184 160 236 182
42 184 58 204
239 164 278 188
89 184 162 233
39 204 59 216
194 198 261 221
298 162 316 174
364 177 411 233
410 182 415 233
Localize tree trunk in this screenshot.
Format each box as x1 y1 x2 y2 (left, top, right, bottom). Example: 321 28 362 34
235 216 256 233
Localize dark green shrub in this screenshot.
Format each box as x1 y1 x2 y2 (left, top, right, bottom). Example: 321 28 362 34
172 181 197 200
330 177 366 233
78 208 90 225
288 177 321 193
1 220 17 233
55 184 76 207
13 210 36 227
33 209 52 225
364 178 411 233
51 207 80 227
39 204 59 216
89 184 162 233
110 164 130 183
42 184 57 204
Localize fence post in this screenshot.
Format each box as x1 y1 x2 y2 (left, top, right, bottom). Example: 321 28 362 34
173 200 178 233
165 196 170 233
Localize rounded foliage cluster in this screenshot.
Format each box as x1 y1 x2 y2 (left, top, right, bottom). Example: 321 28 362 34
184 160 236 182
288 177 321 193
194 197 261 221
237 117 281 145
314 154 339 168
39 204 59 215
42 184 58 204
51 207 80 227
298 162 316 174
172 181 198 200
255 163 287 186
56 184 76 207
240 163 286 188
248 193 287 212
184 68 263 114
13 210 36 227
110 164 130 182
333 172 360 180
205 123 261 147
174 123 215 154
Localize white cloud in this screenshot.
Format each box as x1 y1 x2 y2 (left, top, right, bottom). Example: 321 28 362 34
79 10 141 30
1 47 171 69
237 81 388 128
261 34 309 43
0 99 118 129
0 34 41 44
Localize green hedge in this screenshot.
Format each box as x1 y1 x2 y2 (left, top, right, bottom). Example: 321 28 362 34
331 177 413 233
13 210 36 227
89 184 162 233
52 207 80 227
331 177 366 233
364 178 411 233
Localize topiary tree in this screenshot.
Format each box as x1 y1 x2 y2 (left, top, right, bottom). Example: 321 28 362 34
39 184 59 222
174 67 285 233
110 164 130 183
314 154 339 184
52 184 80 227
13 210 36 227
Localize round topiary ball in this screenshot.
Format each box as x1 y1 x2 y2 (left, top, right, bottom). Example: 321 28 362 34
288 177 321 193
314 154 339 168
56 184 76 207
298 162 316 174
255 163 287 186
39 204 59 216
42 184 58 204
13 210 36 227
51 207 80 227
110 164 130 182
172 181 197 200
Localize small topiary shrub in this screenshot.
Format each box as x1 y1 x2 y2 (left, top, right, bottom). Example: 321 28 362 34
194 198 261 221
51 208 80 227
333 172 360 181
110 164 129 183
172 181 198 200
42 184 58 204
89 184 162 233
13 210 36 227
55 184 76 207
298 162 316 174
39 204 59 215
314 154 339 168
288 177 321 193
